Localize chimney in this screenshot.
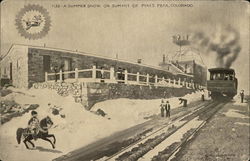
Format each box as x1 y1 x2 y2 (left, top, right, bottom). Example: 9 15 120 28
137 59 142 64
163 54 166 64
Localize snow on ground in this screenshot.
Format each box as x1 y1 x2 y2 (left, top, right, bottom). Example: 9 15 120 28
223 109 249 119
0 88 203 161
0 88 113 161
223 96 249 119
91 91 203 125
233 94 249 105
222 95 249 119
234 122 250 126
138 117 203 161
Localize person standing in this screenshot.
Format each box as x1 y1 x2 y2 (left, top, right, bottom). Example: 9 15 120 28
240 90 244 103
201 89 205 101
165 101 171 118
53 65 59 82
160 99 165 117
208 91 211 98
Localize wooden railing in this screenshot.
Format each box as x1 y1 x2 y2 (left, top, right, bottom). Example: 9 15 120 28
45 65 204 89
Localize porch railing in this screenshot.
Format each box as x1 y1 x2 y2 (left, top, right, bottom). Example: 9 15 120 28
45 65 204 89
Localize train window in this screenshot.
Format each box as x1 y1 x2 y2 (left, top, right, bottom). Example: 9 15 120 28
210 73 213 80
211 73 223 80
215 73 219 80
212 74 215 80
229 74 234 80
211 73 215 80
218 73 225 80
224 74 229 80
210 70 235 81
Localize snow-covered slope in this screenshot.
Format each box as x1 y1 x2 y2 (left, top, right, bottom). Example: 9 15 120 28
0 88 204 161
91 91 203 125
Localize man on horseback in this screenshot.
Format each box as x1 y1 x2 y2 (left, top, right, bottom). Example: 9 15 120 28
28 111 39 140
17 115 56 149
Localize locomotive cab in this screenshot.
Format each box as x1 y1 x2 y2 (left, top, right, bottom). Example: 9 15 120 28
207 68 237 99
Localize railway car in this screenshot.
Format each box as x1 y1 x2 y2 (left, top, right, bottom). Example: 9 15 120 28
207 68 238 99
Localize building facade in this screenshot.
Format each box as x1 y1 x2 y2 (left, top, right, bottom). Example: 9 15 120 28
0 44 200 88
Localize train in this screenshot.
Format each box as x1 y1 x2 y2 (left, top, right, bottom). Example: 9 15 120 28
207 68 238 99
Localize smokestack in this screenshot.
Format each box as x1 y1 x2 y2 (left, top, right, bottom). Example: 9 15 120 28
163 54 166 64
137 59 142 64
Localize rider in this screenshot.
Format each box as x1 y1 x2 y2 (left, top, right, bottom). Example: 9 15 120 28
28 110 39 140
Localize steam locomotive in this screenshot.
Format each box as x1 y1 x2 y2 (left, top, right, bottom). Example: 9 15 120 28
207 68 238 99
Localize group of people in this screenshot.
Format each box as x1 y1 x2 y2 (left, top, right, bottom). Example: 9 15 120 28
160 99 171 118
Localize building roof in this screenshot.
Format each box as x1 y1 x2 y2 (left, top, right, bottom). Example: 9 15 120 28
4 44 194 77
208 68 235 73
173 48 206 67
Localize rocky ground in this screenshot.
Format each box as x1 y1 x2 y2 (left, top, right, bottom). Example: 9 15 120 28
0 87 39 124
172 96 250 161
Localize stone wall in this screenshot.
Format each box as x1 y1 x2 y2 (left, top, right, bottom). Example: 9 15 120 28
32 81 195 110
32 82 82 103
28 49 44 87
85 82 195 109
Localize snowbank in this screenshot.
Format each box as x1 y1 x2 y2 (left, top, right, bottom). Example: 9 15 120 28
0 88 113 161
0 88 203 161
91 91 203 124
223 109 249 119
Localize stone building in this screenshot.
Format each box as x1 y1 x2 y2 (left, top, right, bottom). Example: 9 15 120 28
0 44 199 88
159 50 207 88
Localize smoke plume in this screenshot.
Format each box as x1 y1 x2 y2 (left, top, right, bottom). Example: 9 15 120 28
190 25 241 68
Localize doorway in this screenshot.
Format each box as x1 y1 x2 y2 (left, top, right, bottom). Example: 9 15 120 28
9 62 12 81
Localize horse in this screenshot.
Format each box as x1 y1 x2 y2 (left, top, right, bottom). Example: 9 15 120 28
16 116 56 149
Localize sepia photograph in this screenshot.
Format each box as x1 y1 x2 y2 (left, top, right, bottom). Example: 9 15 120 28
0 0 249 161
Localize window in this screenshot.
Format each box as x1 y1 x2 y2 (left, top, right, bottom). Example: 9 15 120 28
210 71 235 81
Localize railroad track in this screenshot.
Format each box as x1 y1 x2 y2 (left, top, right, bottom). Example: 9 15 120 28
54 100 226 161
105 101 225 161
165 101 226 161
